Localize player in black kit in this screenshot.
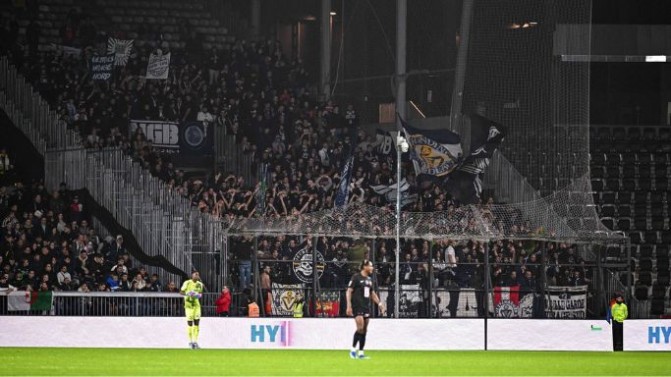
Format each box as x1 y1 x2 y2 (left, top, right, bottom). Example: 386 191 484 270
346 259 385 359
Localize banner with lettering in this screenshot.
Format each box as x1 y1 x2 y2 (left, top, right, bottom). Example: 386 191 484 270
434 288 482 318
90 54 115 81
545 285 588 319
146 51 171 80
129 120 179 153
270 283 304 316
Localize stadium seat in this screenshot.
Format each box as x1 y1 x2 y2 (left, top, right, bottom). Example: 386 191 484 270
599 191 615 204
607 178 622 191
650 217 665 231
634 285 649 300
621 179 635 191
630 231 644 244
617 217 632 231
639 245 654 259
646 231 660 244
601 217 615 230
634 218 648 231
618 204 632 217
639 271 653 286
600 204 616 217
622 163 636 179
640 258 654 271
650 299 666 315
656 246 670 259
657 258 669 272
606 165 620 179
637 179 652 191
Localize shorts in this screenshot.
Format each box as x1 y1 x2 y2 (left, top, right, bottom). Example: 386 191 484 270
185 306 202 321
352 306 370 318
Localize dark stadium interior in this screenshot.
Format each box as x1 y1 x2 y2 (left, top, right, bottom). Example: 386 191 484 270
1 0 671 323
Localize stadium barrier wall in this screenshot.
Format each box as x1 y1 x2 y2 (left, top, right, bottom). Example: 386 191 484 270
487 319 613 351
0 317 483 350
624 320 671 351
0 317 615 351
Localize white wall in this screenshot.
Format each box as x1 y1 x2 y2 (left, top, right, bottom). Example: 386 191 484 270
0 317 483 350
624 320 671 351
487 319 613 351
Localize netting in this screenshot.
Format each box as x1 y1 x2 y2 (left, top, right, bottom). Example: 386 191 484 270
226 0 623 244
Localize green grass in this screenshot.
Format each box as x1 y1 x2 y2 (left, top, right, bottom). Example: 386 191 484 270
0 348 669 376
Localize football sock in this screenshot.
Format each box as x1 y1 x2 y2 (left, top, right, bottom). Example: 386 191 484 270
188 326 194 342
352 331 360 348
194 325 200 341
359 333 366 351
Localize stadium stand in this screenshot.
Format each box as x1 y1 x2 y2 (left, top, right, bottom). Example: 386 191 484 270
0 0 637 319
591 125 671 317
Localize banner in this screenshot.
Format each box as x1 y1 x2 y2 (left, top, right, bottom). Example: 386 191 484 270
435 288 481 318
146 51 171 80
375 129 395 156
291 247 325 283
107 38 134 66
315 290 341 317
49 43 82 57
370 179 417 207
270 283 304 316
545 285 588 319
130 120 179 153
491 286 534 318
379 284 423 318
90 54 115 81
179 121 213 155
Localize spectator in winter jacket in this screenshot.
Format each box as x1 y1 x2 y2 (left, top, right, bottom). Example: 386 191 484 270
215 285 231 316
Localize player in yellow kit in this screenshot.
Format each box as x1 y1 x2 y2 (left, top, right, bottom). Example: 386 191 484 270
180 271 205 349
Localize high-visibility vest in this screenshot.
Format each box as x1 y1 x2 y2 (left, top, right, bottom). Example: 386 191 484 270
248 302 260 317
611 302 628 323
293 301 304 318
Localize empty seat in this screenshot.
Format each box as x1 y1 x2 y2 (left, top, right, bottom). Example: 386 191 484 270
651 299 666 315
638 179 652 191
619 204 632 217
634 217 648 231
639 271 653 286
600 204 616 217
601 191 616 204
630 231 644 244
634 285 649 300
640 245 654 259
601 217 614 230
640 258 654 271
646 231 660 244
656 246 669 259
617 217 631 231
652 284 667 299
657 258 669 272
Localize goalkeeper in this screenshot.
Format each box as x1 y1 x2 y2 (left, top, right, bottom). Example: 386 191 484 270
180 270 205 349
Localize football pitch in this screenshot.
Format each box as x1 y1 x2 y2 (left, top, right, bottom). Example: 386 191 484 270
1 348 670 376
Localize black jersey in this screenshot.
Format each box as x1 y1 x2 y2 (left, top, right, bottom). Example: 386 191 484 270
348 273 374 312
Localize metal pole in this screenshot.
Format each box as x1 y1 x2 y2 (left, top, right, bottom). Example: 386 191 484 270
395 0 407 122
484 240 490 350
395 139 402 319
450 0 475 138
321 0 332 100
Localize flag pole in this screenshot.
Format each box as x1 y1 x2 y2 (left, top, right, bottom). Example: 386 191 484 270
394 0 407 320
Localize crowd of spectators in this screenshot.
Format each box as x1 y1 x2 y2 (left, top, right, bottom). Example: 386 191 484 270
0 4 594 318
0 147 176 301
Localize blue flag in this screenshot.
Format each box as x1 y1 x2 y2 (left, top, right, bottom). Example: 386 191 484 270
401 118 463 177
334 156 354 207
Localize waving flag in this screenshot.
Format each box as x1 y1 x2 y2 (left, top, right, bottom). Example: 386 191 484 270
401 118 463 177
